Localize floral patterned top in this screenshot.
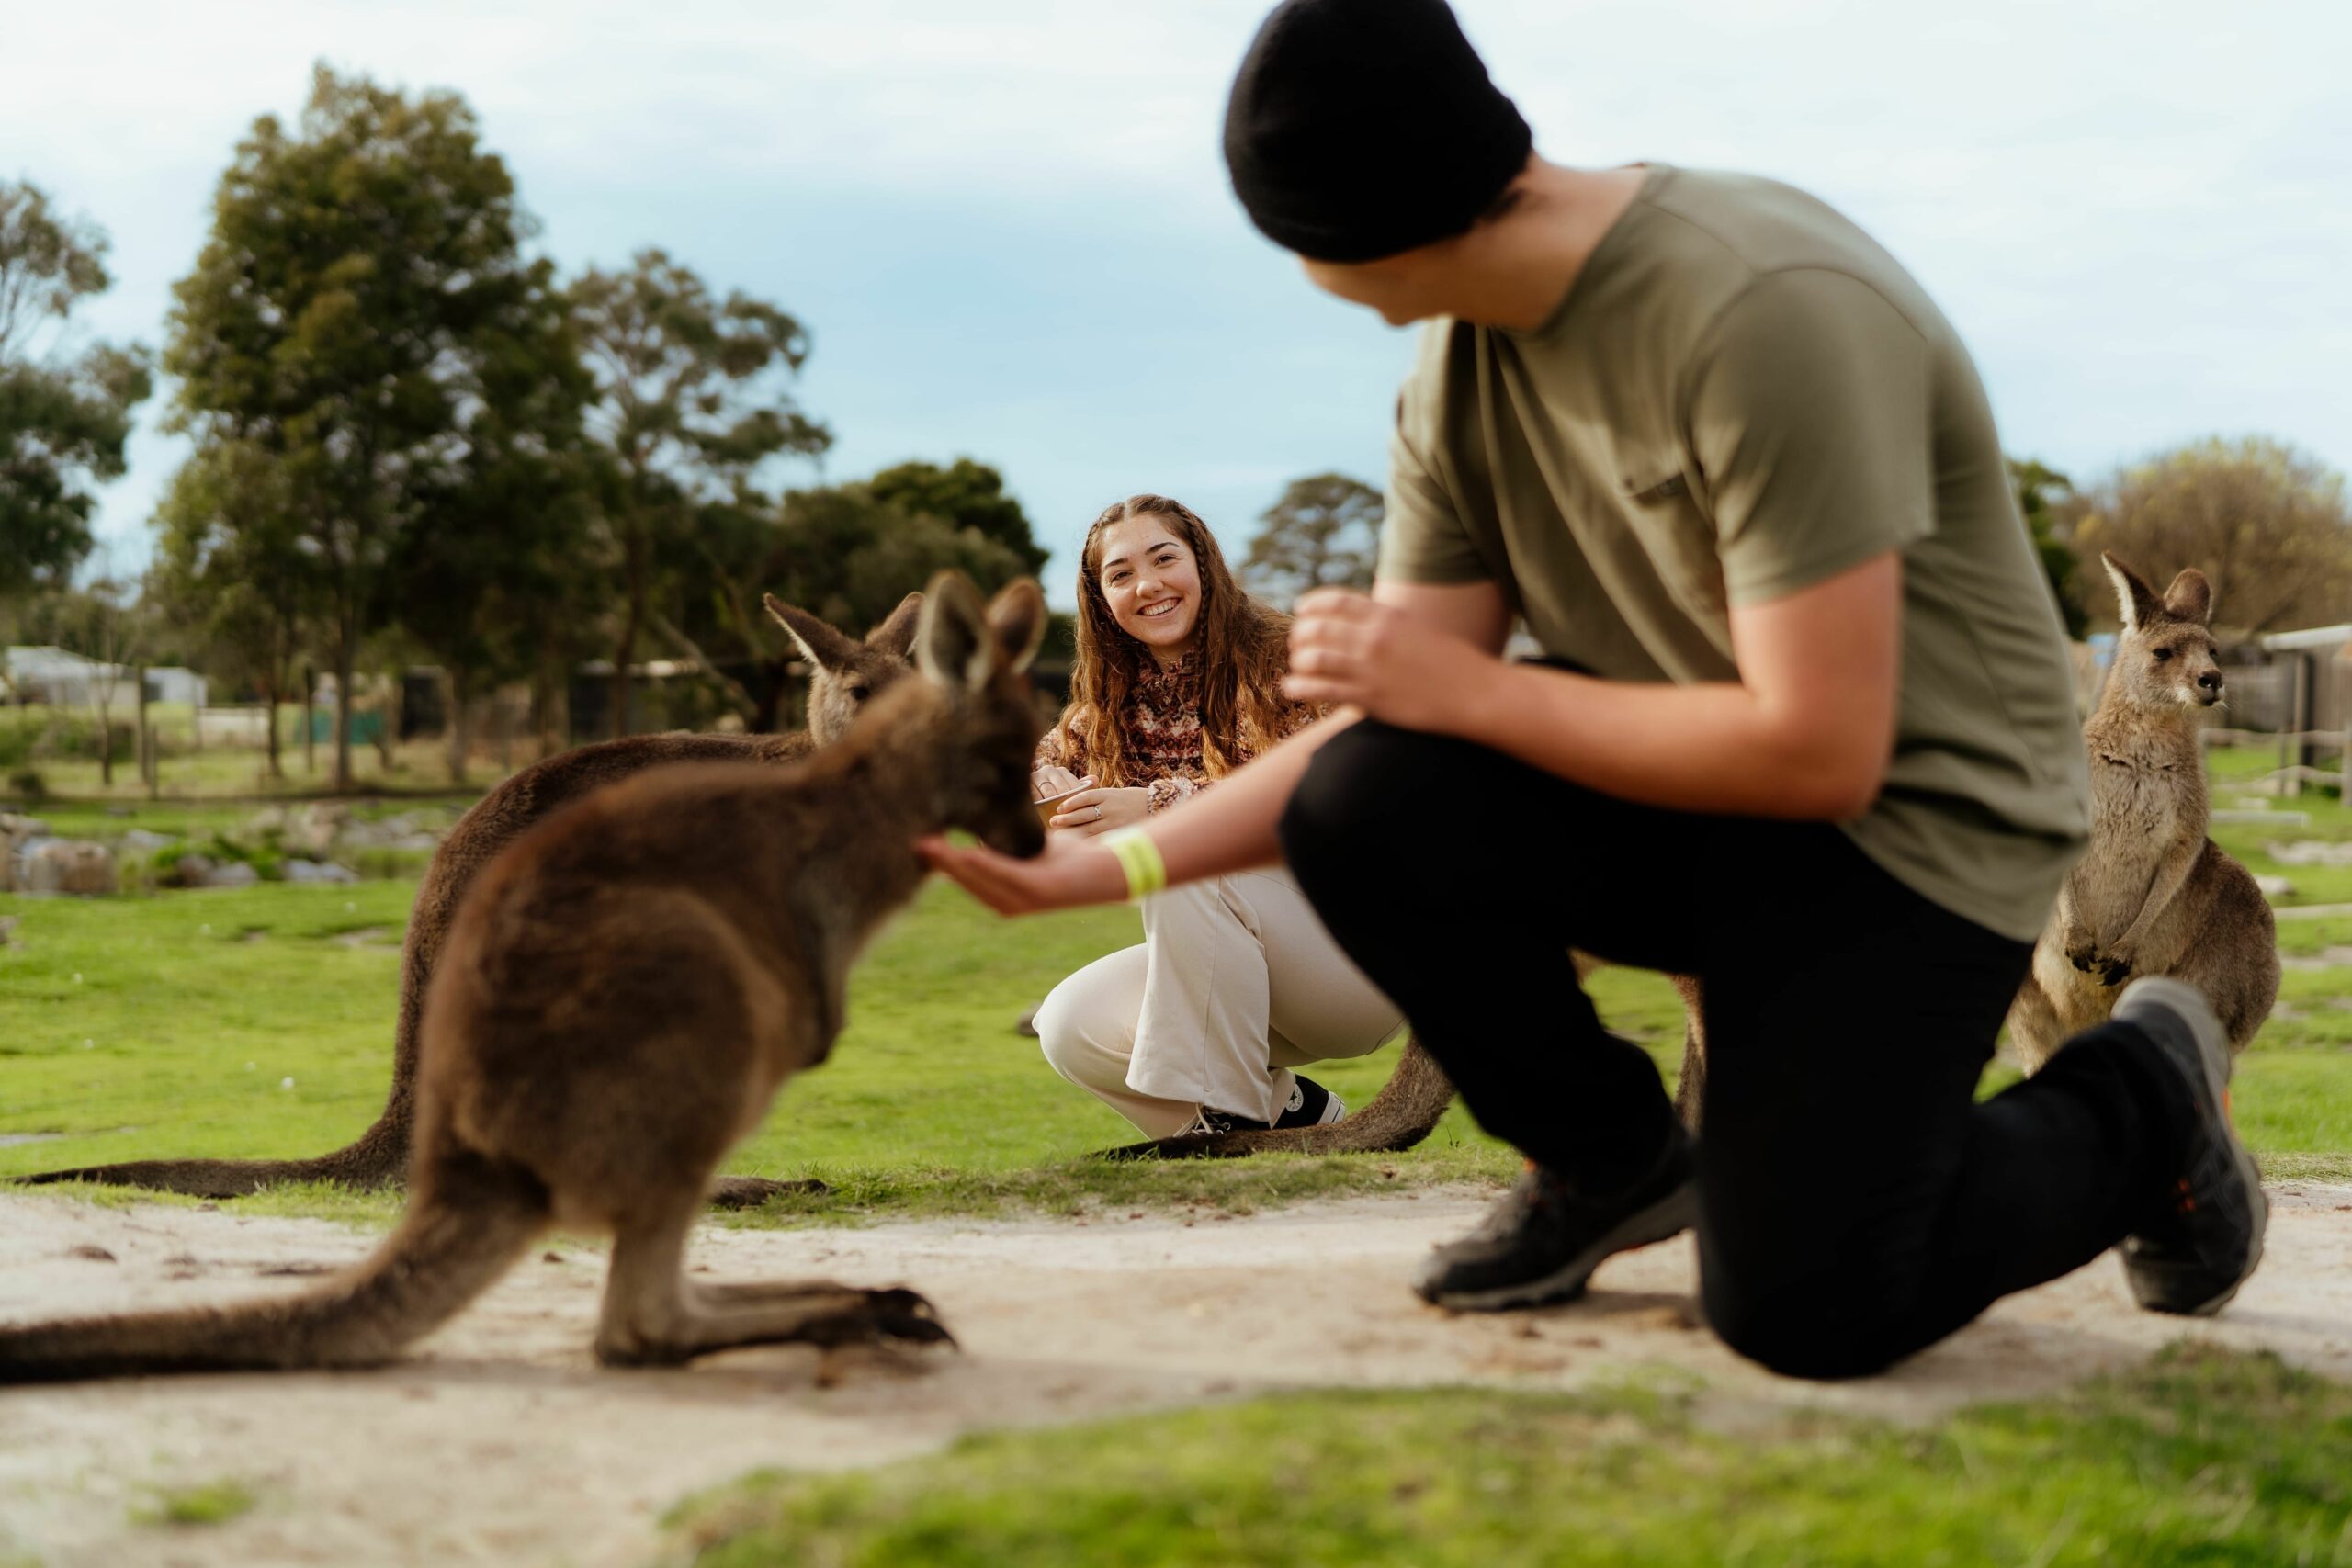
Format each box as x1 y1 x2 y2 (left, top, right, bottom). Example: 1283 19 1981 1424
1035 653 1317 813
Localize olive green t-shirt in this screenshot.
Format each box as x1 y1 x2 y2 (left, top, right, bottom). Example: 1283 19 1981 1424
1379 165 2088 942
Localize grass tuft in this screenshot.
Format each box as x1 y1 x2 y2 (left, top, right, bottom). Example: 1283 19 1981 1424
656 1344 2352 1568
130 1480 258 1528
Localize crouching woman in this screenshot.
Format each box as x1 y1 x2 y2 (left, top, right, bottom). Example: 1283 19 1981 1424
1030 493 1403 1138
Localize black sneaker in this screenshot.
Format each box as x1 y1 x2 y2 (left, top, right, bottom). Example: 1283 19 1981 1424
1178 1106 1268 1137
1414 1133 1699 1311
1275 1075 1345 1129
2111 977 2267 1316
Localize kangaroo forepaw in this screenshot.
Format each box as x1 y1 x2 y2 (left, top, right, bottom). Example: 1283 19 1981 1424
2098 957 2133 987
2066 941 2098 974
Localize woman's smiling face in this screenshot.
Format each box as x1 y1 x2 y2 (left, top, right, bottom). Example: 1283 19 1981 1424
1096 515 1202 662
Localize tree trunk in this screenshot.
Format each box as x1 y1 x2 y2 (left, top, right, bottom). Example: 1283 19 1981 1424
303 662 318 777
263 676 284 780
374 669 398 773
752 660 786 734
446 666 471 785
611 592 641 740
94 699 113 788
135 665 156 800
334 636 356 795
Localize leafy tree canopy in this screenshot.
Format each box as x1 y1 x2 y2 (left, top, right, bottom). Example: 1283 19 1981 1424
2066 436 2352 637
0 181 152 598
1241 472 1383 605
868 457 1047 574
2008 456 2088 639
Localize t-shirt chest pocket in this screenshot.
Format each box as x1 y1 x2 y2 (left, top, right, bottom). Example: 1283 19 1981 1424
1620 464 1727 625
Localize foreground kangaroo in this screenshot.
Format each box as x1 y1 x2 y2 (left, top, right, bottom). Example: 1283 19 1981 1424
16 594 926 1205
0 573 1049 1382
2006 553 2278 1070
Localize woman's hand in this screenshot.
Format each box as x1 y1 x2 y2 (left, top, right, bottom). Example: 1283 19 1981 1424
1284 588 1503 734
1050 785 1149 836
1033 764 1088 799
918 831 1129 915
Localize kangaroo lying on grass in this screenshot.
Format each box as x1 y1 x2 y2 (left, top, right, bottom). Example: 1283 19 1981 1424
2006 553 2278 1071
0 572 1048 1382
15 593 926 1207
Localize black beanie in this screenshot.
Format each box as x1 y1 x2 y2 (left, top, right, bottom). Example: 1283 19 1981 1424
1223 0 1532 264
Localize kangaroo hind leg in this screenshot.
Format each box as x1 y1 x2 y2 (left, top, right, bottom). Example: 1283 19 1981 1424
593 1203 951 1368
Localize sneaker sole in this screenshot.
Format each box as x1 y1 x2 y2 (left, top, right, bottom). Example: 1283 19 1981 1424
2115 977 2269 1317
1420 1179 1700 1312
2127 1134 2268 1317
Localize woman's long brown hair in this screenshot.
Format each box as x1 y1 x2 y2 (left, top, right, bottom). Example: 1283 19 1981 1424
1056 494 1297 788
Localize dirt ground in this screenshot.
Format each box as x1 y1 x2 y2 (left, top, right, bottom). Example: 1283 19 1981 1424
3 1183 2348 1568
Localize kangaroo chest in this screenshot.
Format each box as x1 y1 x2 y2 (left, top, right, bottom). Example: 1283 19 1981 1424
2088 747 2192 847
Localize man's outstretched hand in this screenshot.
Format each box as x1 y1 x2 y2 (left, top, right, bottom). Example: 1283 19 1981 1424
917 831 1128 915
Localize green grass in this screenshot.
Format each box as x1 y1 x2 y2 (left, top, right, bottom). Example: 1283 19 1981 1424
0 875 1560 1221
130 1480 258 1528
657 1343 2352 1568
3 741 2347 1222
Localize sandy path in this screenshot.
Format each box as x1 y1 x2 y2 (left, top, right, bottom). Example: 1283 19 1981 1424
2 1184 2348 1568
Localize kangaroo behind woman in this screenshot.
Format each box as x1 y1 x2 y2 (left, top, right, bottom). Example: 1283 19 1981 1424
0 572 1049 1382
13 592 930 1205
2006 553 2279 1072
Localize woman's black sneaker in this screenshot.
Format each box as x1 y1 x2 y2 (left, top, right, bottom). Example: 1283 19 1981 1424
1179 1077 1346 1138
1276 1075 1345 1128
1414 1133 1699 1311
2109 977 2267 1316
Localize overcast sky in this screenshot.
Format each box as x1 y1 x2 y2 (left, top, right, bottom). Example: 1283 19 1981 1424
6 0 2347 602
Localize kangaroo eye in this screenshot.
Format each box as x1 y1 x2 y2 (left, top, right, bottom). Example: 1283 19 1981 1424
2152 649 2173 663
847 684 871 701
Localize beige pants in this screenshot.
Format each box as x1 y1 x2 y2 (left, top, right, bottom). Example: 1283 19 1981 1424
1035 867 1405 1137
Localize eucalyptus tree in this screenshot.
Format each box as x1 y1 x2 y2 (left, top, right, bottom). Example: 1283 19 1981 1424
569 250 831 736
167 65 560 789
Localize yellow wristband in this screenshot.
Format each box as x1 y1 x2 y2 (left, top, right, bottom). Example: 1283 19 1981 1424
1102 828 1168 902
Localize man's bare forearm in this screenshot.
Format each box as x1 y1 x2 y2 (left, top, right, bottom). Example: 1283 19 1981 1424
1148 710 1361 886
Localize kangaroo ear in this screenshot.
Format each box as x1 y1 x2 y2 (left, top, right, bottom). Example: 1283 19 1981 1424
2163 569 2213 626
986 579 1047 674
2100 553 2164 634
865 592 924 659
913 571 993 693
763 595 860 671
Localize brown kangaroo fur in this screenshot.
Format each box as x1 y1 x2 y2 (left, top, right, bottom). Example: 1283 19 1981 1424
0 573 1049 1382
2006 554 2278 1071
1102 966 1707 1158
14 593 926 1205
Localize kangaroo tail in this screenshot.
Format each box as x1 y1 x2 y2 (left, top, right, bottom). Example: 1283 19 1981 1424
0 1147 547 1384
13 1109 412 1200
1097 1036 1458 1161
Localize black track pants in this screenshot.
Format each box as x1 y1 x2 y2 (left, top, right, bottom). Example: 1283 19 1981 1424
1278 719 2189 1380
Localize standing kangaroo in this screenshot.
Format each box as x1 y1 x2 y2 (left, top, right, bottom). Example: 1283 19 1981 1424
0 573 1049 1382
2006 553 2278 1072
14 593 927 1205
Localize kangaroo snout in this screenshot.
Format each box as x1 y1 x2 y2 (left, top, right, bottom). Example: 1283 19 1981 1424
983 810 1049 861
2195 670 2224 705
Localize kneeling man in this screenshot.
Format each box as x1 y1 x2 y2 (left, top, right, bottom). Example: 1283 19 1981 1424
924 0 2264 1379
